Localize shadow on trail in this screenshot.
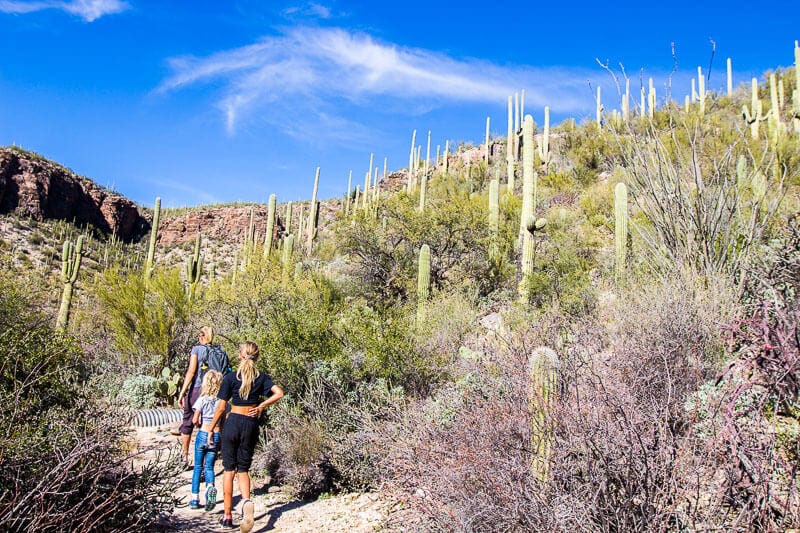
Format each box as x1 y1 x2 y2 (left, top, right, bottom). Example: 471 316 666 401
253 499 312 532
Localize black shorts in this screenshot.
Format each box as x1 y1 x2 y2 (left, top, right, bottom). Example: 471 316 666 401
221 413 260 472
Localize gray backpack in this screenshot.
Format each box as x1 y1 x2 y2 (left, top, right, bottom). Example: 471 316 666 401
196 344 230 386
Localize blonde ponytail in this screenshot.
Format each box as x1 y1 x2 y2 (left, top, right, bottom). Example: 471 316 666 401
237 341 260 400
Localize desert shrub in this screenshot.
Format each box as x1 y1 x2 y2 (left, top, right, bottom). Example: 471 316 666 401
258 361 405 499
0 261 180 532
675 218 800 529
335 183 495 303
615 111 790 276
117 374 158 409
381 271 743 531
92 266 193 372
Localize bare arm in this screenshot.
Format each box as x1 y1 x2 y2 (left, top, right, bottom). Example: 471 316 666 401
207 399 227 445
192 405 201 427
177 353 198 407
249 385 285 418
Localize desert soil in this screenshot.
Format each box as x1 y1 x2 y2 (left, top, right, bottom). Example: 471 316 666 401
128 422 406 532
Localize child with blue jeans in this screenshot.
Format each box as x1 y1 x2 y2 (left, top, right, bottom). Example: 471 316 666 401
190 370 224 511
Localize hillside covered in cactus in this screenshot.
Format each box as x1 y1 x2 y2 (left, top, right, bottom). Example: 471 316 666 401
2 42 800 532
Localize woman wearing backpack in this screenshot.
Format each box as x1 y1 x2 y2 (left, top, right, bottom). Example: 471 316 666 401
208 341 283 531
177 325 217 466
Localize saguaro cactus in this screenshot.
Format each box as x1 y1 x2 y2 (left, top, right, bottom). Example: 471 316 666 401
484 116 491 163
417 244 431 324
519 115 536 242
282 234 294 279
537 107 550 171
144 196 161 279
727 57 733 96
742 78 764 139
529 346 559 482
697 67 706 115
307 167 320 256
407 130 417 192
519 215 547 305
185 232 203 300
285 201 293 234
488 173 499 261
614 182 628 282
622 79 630 120
56 235 84 332
506 95 515 192
264 194 276 257
345 171 352 215
793 41 800 129
596 86 603 127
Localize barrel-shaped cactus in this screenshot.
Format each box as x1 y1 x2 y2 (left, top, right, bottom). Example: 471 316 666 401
614 182 628 282
56 235 84 331
529 346 559 482
144 197 161 279
417 244 431 323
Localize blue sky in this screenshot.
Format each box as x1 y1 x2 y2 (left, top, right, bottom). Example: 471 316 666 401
0 0 797 208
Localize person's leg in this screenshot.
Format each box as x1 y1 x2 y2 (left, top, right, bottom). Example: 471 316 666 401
190 430 207 502
222 470 235 515
236 471 251 501
220 414 240 521
179 387 201 462
205 432 220 486
236 418 259 533
238 472 254 532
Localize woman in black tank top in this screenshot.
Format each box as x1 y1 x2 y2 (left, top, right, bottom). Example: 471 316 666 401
208 341 283 531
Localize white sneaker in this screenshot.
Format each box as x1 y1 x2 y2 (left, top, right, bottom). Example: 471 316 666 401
239 499 254 533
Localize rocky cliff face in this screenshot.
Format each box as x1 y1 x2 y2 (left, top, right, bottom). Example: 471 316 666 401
0 147 148 241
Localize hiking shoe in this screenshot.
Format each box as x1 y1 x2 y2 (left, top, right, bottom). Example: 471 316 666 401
189 500 202 510
205 486 217 511
219 516 234 529
240 499 254 533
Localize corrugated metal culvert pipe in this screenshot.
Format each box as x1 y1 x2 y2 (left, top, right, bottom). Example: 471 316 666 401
129 408 183 427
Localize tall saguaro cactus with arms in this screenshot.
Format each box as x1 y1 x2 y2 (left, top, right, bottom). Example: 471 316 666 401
56 235 84 332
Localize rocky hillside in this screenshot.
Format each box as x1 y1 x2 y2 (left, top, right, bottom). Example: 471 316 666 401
0 147 149 241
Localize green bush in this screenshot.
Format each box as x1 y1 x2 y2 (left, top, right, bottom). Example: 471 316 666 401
92 265 193 372
0 259 180 531
117 374 158 409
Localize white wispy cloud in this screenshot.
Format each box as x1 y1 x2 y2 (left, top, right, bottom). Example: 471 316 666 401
0 0 128 21
159 26 645 137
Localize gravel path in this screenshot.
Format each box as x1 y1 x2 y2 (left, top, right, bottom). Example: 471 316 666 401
129 423 404 532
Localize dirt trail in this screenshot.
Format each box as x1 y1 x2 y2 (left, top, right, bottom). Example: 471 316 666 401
129 423 403 532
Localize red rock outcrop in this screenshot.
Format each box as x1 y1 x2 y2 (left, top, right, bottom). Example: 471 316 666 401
0 147 148 241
